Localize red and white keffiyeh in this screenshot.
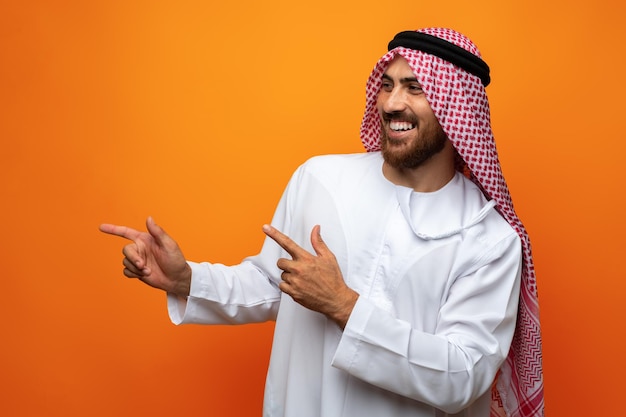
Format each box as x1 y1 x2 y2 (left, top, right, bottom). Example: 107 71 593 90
360 28 544 417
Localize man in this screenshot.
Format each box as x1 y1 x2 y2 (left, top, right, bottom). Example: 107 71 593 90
100 27 544 417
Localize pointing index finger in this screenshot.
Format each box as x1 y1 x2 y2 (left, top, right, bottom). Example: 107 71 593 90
99 223 143 241
262 224 306 258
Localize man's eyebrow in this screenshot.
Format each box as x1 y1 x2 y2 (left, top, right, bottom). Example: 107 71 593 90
381 73 421 85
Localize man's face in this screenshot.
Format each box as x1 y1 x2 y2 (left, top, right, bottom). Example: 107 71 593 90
377 56 447 169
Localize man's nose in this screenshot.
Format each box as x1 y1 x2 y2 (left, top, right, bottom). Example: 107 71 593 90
381 89 406 113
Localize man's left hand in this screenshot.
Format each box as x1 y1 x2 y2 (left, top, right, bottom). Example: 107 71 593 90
262 224 358 329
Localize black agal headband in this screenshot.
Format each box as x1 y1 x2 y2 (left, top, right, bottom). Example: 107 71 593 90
388 31 491 87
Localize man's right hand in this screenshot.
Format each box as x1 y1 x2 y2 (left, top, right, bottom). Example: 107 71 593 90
99 217 191 297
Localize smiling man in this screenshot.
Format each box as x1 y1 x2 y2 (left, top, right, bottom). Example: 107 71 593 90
100 28 544 417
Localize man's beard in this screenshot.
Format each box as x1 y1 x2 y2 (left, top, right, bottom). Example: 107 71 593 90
380 119 448 169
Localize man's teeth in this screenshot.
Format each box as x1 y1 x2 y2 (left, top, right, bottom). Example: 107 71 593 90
390 121 415 131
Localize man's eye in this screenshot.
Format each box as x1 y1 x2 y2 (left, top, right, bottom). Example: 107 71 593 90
409 84 423 93
381 82 393 91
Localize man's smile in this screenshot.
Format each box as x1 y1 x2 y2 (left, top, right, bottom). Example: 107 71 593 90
389 121 416 132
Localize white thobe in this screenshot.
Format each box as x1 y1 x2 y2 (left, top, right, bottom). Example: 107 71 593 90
168 152 522 417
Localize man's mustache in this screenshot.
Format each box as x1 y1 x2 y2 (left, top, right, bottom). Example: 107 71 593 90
381 111 419 124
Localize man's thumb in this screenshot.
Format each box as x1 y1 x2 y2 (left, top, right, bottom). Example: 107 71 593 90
146 216 167 245
310 225 327 255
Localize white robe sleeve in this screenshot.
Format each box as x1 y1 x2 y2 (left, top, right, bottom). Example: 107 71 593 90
331 233 522 414
167 260 281 325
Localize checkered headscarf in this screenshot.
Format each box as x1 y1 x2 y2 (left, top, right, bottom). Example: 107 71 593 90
360 28 544 417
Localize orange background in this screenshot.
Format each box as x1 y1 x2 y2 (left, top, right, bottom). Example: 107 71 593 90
1 1 624 416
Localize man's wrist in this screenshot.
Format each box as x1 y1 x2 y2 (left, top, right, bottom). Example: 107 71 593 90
331 289 359 330
172 262 192 297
